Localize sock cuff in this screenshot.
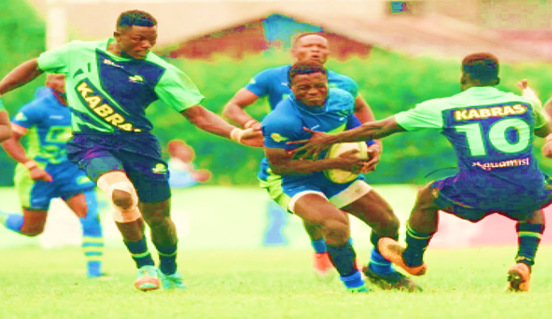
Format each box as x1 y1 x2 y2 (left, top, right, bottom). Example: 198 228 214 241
125 238 149 254
406 224 433 239
311 238 327 253
516 223 545 235
153 242 178 255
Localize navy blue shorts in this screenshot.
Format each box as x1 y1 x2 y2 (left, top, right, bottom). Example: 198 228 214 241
67 133 171 203
431 178 552 222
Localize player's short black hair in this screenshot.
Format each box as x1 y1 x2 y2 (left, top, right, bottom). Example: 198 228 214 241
117 10 157 30
462 53 499 84
291 32 327 48
289 61 327 83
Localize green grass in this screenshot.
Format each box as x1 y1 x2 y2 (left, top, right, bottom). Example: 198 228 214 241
1 247 552 319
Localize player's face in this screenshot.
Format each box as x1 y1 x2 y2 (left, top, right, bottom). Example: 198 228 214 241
292 35 330 64
45 74 66 94
291 72 328 107
116 25 158 59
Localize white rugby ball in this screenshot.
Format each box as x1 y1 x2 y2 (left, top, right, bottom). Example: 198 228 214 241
324 142 369 184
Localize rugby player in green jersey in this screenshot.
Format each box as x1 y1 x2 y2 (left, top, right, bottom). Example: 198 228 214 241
0 10 262 291
290 53 552 292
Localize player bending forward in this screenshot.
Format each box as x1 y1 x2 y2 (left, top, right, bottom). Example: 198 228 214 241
0 74 104 277
291 53 552 292
0 10 261 291
261 61 420 292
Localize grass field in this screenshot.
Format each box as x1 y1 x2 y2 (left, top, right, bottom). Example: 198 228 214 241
1 246 552 319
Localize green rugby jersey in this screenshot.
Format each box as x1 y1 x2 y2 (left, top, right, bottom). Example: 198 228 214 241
37 39 204 134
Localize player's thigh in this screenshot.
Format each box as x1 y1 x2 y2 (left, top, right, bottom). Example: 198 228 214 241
120 151 171 204
14 164 55 212
292 192 348 228
340 183 398 230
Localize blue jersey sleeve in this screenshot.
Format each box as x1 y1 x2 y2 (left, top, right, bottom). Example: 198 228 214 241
346 114 375 146
12 99 45 129
245 69 273 98
261 113 302 150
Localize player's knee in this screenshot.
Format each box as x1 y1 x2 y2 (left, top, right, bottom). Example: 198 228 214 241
112 189 135 211
322 218 349 242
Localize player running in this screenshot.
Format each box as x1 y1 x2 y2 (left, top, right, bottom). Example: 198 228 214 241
261 60 420 292
0 74 104 278
290 53 552 292
0 10 261 291
223 33 399 286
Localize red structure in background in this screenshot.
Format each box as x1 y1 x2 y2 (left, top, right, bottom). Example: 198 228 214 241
160 18 372 61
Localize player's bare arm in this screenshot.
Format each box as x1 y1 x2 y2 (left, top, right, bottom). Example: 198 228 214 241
0 59 43 95
181 104 263 147
1 124 52 182
0 110 13 142
290 117 404 159
354 94 383 151
222 89 261 129
265 147 366 175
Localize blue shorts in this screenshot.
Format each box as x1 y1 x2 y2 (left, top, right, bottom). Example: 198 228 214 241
14 161 95 211
431 177 552 222
260 171 371 214
67 133 171 203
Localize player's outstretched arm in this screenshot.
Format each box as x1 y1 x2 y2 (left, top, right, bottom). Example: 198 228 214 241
181 105 263 147
222 89 261 129
1 124 52 182
289 116 405 159
0 110 12 142
0 59 44 96
354 94 383 150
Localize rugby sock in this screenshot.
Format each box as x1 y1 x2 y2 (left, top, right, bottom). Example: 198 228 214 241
404 224 434 267
515 222 545 268
79 190 104 277
0 212 24 233
124 238 155 269
340 270 366 290
368 231 395 274
326 241 357 278
154 242 178 275
311 238 327 254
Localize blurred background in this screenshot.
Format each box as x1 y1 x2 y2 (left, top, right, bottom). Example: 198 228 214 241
1 0 552 253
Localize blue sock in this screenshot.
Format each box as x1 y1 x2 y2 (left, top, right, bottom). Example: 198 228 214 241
326 241 357 277
80 190 104 277
0 212 24 233
368 248 394 275
340 270 365 289
311 238 327 253
404 224 434 267
124 238 155 269
516 222 545 267
154 242 178 275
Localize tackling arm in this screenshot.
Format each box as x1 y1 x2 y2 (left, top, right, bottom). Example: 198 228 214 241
0 111 12 142
264 147 341 175
222 89 260 128
354 94 383 150
0 59 44 96
334 116 406 143
181 105 263 147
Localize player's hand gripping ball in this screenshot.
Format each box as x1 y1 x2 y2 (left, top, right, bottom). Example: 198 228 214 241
324 142 369 184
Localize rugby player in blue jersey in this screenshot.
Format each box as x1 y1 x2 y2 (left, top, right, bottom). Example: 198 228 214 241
223 33 400 287
0 74 104 277
261 60 420 292
0 10 262 291
291 53 552 292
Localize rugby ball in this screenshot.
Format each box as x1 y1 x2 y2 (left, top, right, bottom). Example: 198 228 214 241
324 142 369 184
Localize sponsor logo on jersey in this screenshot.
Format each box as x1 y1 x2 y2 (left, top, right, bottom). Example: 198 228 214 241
103 59 123 69
76 79 142 132
281 82 288 86
77 176 92 185
271 133 288 143
49 115 64 119
328 83 338 88
152 163 167 174
129 75 144 83
472 157 530 171
15 112 27 121
453 104 527 121
249 78 256 84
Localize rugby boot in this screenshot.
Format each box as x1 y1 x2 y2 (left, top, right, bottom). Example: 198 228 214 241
313 252 335 280
506 263 531 292
377 237 427 276
159 271 186 290
363 265 422 292
134 265 161 291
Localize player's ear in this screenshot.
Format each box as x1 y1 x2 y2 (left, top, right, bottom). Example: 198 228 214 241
114 30 122 41
460 73 468 85
495 77 500 86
